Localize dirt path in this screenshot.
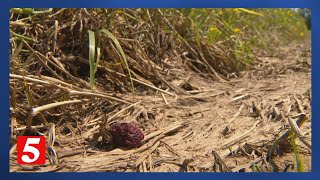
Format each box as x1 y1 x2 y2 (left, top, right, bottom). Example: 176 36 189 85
10 45 311 172
128 44 311 172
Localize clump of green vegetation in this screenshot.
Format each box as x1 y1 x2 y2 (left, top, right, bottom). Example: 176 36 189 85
172 8 309 72
199 8 310 70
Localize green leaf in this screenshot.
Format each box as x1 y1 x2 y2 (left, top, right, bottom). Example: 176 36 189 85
99 29 135 93
24 80 35 107
95 47 101 74
88 30 96 91
291 136 304 172
238 8 264 17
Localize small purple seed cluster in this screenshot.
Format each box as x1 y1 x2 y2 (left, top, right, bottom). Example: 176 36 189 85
109 123 144 148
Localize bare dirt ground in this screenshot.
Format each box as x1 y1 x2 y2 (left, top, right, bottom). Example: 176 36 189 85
10 44 311 172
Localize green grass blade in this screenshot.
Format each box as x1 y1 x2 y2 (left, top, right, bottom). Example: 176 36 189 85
251 163 261 172
24 80 35 107
10 30 35 42
94 47 101 74
99 29 135 93
291 136 304 172
238 8 264 17
88 30 96 91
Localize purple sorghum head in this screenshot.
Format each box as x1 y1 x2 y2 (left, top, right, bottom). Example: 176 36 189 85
109 123 144 148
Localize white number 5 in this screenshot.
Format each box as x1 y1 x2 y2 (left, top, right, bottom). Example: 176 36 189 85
21 138 40 163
